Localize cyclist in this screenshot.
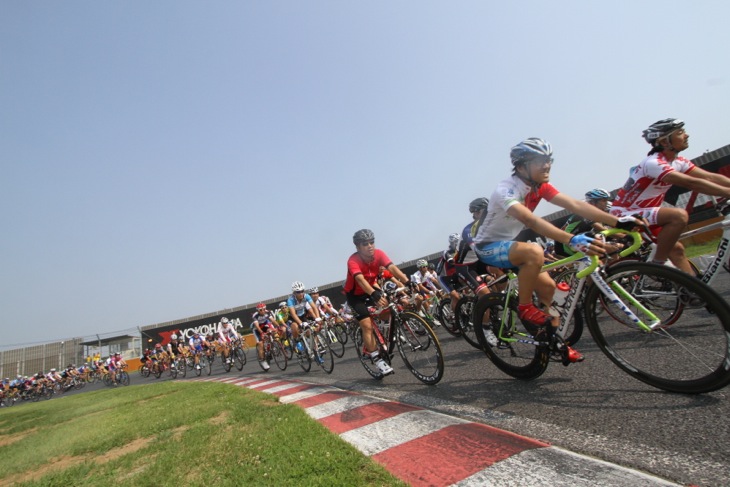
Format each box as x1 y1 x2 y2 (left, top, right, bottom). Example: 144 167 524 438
217 317 240 365
344 229 410 377
287 281 322 352
472 138 638 361
411 259 440 316
273 301 293 345
252 304 277 370
611 118 730 274
309 287 342 323
554 188 614 258
188 332 207 370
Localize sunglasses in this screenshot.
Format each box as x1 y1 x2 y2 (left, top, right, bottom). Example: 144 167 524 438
359 240 375 246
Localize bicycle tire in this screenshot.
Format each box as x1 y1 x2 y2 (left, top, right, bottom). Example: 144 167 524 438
140 365 150 378
438 297 462 336
177 358 187 378
334 322 349 345
206 355 213 376
222 351 232 373
169 362 178 379
119 371 130 386
271 340 287 371
314 331 335 374
584 261 730 394
473 293 550 381
194 361 202 376
295 338 311 372
455 296 483 350
324 326 345 358
353 327 386 380
395 311 444 385
233 347 246 371
153 365 162 379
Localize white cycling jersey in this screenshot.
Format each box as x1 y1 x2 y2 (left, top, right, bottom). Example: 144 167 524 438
473 175 559 244
411 270 439 291
217 322 239 341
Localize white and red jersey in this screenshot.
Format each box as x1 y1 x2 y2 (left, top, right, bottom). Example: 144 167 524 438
474 176 559 243
217 322 239 341
612 153 695 211
314 295 334 315
411 269 439 291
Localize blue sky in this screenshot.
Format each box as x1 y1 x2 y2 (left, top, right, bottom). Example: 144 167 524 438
2 1 729 348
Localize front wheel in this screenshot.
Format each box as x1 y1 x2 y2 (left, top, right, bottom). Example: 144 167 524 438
233 347 246 371
455 296 482 350
324 326 345 358
295 338 312 372
585 261 730 394
314 331 335 374
354 327 386 380
473 292 549 381
395 312 444 385
270 340 288 371
438 297 461 336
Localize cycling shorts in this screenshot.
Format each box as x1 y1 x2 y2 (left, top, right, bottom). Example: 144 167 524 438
473 241 515 269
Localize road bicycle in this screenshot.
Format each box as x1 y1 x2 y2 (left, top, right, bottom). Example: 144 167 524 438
293 320 334 374
472 228 730 394
321 316 346 358
353 282 444 385
257 332 287 371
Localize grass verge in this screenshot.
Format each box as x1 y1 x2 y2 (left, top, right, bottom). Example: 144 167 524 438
0 382 407 487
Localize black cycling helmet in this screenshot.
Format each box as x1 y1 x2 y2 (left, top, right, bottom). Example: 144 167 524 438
468 197 489 213
353 228 375 245
642 118 684 144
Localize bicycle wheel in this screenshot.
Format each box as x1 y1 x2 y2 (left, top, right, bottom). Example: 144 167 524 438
314 331 334 374
334 322 348 345
270 340 288 371
233 347 246 371
584 261 730 394
455 296 482 350
169 362 178 379
177 358 187 378
394 312 444 385
324 326 345 358
222 351 232 372
140 364 150 378
194 360 202 377
119 371 130 386
551 266 586 346
279 337 293 360
353 327 386 380
153 365 162 379
473 293 550 381
295 338 311 372
438 297 461 336
206 355 213 376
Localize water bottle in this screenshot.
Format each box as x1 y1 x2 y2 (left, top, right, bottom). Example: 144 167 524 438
553 281 571 308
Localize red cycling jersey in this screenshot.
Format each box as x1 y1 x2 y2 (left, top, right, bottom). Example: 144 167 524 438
344 249 393 296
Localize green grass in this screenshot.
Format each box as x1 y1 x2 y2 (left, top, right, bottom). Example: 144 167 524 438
0 382 407 487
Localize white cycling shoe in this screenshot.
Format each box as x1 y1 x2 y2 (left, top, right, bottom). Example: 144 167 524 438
374 358 394 375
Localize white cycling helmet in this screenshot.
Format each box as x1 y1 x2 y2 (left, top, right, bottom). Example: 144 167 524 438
278 301 287 308
416 259 428 268
510 137 553 166
221 317 229 324
171 333 178 340
585 188 611 201
448 233 460 245
292 281 306 292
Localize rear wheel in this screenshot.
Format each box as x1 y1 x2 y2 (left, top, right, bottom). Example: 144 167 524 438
473 293 550 381
233 347 246 371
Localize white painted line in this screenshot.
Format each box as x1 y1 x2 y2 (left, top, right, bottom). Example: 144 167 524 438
340 410 463 456
256 382 304 394
453 447 681 487
246 379 282 389
276 386 333 404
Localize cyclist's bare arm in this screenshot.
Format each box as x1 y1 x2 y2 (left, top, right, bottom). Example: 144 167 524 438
663 169 730 198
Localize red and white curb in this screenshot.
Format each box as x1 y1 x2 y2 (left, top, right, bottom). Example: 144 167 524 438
196 377 681 487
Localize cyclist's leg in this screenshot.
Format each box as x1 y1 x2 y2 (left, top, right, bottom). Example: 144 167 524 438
655 207 694 274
